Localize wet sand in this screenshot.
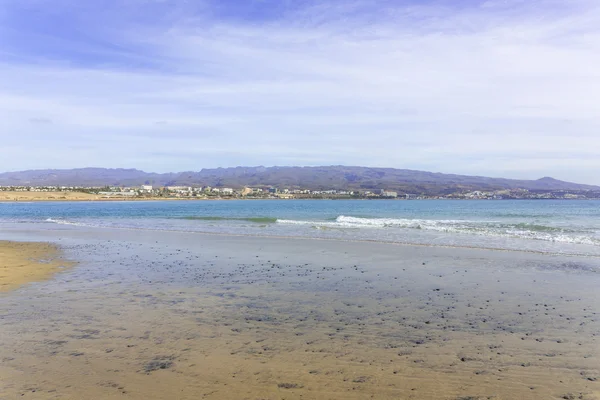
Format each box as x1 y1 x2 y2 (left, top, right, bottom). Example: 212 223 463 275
0 241 72 292
0 227 599 399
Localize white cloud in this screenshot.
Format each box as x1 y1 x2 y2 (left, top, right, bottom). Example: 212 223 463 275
0 0 599 183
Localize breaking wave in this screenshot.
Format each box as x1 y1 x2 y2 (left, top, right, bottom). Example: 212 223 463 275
277 216 600 246
40 215 600 247
45 218 91 227
278 215 480 230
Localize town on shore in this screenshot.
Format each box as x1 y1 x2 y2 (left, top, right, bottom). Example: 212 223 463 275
2 185 599 200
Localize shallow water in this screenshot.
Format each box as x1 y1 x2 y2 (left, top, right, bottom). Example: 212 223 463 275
1 225 599 399
2 199 600 256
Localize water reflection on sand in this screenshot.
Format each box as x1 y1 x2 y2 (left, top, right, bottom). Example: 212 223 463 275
1 227 599 399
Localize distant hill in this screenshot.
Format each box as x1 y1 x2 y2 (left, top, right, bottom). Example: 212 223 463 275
0 166 597 195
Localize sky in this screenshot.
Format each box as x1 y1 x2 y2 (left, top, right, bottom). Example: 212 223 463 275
1 0 599 183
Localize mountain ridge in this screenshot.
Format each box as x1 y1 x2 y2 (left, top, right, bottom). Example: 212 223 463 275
0 166 597 195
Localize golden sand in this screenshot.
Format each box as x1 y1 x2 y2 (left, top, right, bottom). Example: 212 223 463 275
0 191 103 202
0 191 207 202
0 241 72 292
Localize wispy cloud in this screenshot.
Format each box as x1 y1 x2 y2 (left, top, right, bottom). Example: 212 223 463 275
0 0 599 183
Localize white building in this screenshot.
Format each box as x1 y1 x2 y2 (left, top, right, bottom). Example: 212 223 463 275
166 186 192 192
99 191 136 197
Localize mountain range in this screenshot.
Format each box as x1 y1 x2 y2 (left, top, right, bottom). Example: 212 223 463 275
0 166 597 195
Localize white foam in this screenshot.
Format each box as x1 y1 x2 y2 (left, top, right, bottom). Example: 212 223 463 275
45 218 89 227
277 216 600 246
278 215 472 231
336 215 468 229
42 216 600 247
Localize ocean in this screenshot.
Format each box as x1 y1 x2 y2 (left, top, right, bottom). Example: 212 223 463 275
1 199 600 257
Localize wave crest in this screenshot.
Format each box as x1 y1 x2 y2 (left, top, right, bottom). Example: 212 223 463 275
45 218 89 227
277 216 599 245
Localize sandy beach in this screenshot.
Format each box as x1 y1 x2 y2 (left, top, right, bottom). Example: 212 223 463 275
0 240 72 292
0 191 193 202
0 191 224 202
0 226 599 399
0 191 106 202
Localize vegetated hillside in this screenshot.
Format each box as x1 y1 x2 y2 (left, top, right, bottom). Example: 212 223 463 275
0 166 597 195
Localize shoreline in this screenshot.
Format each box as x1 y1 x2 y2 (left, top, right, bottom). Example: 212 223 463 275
3 223 600 274
0 240 73 292
2 191 598 202
16 219 600 259
0 192 211 202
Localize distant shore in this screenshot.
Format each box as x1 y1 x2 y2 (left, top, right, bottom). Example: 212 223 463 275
1 191 597 202
0 240 73 292
0 191 212 202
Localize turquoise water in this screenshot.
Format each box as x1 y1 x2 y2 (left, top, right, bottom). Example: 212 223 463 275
1 199 600 256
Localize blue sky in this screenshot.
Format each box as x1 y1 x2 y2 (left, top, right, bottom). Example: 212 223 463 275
1 0 599 183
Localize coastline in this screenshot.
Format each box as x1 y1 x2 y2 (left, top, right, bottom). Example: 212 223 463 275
0 191 212 202
0 240 72 292
1 191 596 202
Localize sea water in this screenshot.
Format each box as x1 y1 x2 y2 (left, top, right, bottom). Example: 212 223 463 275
1 199 600 256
